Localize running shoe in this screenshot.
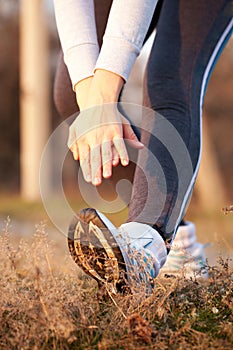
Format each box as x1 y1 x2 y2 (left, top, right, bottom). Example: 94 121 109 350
68 208 167 294
159 221 208 279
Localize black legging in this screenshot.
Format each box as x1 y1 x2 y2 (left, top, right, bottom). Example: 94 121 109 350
54 0 232 244
127 0 232 243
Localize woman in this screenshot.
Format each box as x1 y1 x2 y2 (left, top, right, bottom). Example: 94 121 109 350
53 0 232 292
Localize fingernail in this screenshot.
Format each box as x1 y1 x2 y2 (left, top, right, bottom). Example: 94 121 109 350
131 140 144 147
86 175 91 182
103 171 111 178
93 177 101 185
122 159 129 166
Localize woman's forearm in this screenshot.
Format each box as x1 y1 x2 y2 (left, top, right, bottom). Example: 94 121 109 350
54 0 158 89
53 0 99 87
95 0 158 81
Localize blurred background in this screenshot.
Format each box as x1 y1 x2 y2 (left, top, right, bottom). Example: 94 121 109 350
0 0 232 265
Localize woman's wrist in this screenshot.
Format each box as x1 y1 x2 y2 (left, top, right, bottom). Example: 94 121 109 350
74 69 125 110
93 69 124 102
74 76 93 110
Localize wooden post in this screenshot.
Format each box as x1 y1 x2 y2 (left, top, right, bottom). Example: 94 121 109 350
19 0 50 200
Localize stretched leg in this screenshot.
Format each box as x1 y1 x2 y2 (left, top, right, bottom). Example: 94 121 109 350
128 0 232 244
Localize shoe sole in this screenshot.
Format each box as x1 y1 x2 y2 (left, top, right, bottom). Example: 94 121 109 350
68 208 128 293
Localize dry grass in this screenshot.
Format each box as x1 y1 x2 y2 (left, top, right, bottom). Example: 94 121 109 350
0 218 232 350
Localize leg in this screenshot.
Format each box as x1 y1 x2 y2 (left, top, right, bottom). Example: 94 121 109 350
128 0 232 244
53 52 78 120
64 1 232 291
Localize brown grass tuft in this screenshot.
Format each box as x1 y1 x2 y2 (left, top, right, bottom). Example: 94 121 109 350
0 220 232 349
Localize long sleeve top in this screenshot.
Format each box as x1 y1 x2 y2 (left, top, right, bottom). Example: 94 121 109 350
54 0 158 88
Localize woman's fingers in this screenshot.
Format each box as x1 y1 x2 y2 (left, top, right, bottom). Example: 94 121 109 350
79 143 91 183
67 126 79 160
122 119 144 149
67 111 139 185
102 140 112 178
79 140 127 185
72 145 79 161
112 146 119 167
113 137 129 166
67 126 75 150
72 140 129 185
90 144 102 186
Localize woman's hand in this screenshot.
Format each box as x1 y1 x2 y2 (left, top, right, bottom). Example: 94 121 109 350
68 70 143 186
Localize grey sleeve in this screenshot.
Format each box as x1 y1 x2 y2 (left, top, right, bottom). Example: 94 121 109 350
53 0 99 87
95 0 158 81
54 0 158 87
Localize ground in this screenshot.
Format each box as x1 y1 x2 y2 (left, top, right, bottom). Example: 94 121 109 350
0 195 232 349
